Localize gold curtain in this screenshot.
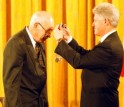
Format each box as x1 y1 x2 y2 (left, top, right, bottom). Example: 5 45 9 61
0 0 124 107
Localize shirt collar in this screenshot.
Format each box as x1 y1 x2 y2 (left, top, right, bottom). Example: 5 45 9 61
26 26 36 48
100 29 116 43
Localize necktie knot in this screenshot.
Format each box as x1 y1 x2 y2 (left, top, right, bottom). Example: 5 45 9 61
35 42 41 55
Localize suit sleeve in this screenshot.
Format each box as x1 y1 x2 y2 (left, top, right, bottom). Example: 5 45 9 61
3 37 24 107
55 40 112 69
68 39 89 55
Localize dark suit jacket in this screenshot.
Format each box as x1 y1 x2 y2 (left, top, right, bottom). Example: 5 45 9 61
55 31 123 107
3 27 48 107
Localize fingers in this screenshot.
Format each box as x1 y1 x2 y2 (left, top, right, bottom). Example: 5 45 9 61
53 25 63 40
62 24 66 28
58 24 67 30
53 24 71 41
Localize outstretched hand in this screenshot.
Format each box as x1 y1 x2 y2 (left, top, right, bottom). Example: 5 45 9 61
53 24 71 42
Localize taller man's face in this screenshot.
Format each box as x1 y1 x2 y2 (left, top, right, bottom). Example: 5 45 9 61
92 14 106 36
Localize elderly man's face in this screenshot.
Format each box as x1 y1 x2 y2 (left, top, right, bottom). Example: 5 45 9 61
35 20 54 43
38 23 54 42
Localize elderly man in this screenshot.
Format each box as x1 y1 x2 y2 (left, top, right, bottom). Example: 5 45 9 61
3 11 54 107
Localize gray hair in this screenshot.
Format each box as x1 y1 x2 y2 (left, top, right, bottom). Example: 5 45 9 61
93 2 120 27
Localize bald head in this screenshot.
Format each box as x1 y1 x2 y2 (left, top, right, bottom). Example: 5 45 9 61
28 11 54 43
30 11 54 30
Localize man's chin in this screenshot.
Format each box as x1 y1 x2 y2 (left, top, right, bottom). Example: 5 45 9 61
42 36 50 42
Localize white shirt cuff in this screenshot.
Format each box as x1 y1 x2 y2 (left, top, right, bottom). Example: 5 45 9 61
67 36 72 43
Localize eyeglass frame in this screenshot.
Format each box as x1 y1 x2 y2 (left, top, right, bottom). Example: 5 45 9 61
37 23 53 36
37 23 46 31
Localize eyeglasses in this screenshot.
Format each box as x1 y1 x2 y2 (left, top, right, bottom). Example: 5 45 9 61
38 23 46 32
37 23 53 36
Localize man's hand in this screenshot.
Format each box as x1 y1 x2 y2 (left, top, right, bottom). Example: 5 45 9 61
54 24 71 42
53 24 64 41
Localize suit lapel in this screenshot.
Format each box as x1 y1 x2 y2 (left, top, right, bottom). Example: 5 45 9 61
22 27 47 76
22 27 38 73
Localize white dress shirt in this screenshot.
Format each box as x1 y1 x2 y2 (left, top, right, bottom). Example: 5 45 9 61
26 27 36 48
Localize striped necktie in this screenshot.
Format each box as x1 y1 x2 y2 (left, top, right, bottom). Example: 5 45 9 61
35 42 46 67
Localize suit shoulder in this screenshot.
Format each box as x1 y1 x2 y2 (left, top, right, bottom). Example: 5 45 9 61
6 28 27 45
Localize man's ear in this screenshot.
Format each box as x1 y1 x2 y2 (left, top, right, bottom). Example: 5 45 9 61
105 18 110 25
34 23 38 28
